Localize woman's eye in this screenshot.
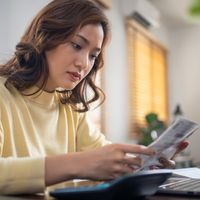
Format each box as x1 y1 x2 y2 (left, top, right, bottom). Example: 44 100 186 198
72 42 81 50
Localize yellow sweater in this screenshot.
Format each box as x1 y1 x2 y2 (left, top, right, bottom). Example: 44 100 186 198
0 77 109 194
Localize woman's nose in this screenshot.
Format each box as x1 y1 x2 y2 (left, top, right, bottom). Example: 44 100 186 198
75 54 89 70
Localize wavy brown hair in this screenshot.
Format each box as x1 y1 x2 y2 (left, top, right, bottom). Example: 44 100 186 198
0 0 110 112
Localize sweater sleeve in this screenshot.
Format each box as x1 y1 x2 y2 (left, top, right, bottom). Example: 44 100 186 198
76 112 111 152
0 157 45 195
0 123 45 195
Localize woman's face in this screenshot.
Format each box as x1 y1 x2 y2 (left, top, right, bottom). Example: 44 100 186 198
45 24 104 91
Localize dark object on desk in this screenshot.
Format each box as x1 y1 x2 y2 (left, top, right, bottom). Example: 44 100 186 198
157 177 200 197
50 170 171 200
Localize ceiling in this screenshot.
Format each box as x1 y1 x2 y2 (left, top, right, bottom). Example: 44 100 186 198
149 0 200 27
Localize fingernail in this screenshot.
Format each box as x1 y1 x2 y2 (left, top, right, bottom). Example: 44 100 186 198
180 142 189 149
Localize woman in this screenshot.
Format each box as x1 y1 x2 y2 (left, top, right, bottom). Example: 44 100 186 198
0 0 187 195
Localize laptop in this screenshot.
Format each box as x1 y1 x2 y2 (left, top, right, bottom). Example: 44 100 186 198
157 176 200 196
50 170 171 200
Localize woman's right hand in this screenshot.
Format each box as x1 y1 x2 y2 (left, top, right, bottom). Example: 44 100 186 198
74 143 155 181
45 143 155 186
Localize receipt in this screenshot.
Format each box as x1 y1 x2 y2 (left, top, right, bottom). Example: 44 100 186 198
140 117 199 169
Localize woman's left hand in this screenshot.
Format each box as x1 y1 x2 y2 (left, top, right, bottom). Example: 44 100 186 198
158 140 189 169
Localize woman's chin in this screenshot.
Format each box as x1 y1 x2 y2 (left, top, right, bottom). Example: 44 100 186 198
58 82 78 91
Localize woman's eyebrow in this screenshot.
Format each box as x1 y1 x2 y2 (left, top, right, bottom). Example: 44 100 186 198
76 34 101 52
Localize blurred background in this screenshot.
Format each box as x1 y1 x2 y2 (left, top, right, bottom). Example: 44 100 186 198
1 0 200 167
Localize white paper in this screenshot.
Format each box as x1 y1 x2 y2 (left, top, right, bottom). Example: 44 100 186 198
173 167 200 179
139 117 199 169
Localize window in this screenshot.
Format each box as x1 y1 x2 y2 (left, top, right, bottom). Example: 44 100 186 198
127 19 169 137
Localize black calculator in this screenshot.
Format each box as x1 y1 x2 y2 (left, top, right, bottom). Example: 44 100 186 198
50 170 171 200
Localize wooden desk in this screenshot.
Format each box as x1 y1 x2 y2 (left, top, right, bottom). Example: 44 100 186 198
0 194 199 200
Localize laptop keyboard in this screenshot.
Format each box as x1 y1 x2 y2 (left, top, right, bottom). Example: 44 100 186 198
159 178 200 192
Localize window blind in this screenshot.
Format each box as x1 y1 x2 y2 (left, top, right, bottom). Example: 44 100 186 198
127 19 169 137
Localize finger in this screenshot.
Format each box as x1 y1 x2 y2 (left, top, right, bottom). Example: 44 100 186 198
123 156 142 168
111 163 134 179
171 141 189 159
159 157 176 169
176 141 189 154
119 164 135 175
116 143 155 156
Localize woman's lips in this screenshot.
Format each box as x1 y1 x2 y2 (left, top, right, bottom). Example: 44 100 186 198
67 72 81 82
